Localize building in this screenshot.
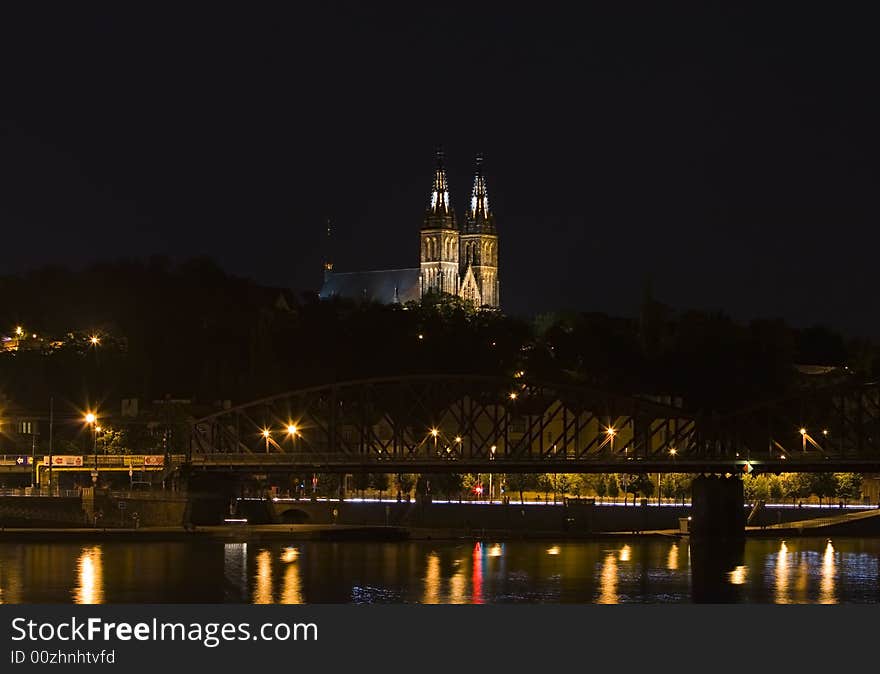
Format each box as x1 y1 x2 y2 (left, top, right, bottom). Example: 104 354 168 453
319 150 500 309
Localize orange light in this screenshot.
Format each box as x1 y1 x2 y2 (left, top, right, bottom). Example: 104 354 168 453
262 429 271 438
85 413 96 424
287 424 298 436
89 335 100 346
799 428 806 436
430 428 439 438
508 392 518 400
605 427 617 437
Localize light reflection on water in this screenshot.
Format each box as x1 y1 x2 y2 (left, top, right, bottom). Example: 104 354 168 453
73 546 104 605
0 537 871 604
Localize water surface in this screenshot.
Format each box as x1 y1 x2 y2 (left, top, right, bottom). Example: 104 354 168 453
1 537 878 603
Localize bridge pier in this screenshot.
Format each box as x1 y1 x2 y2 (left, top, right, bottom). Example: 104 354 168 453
690 474 745 539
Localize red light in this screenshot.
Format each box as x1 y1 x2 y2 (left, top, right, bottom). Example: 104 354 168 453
474 485 483 495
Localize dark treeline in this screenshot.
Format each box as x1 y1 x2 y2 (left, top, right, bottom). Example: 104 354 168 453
1 257 878 414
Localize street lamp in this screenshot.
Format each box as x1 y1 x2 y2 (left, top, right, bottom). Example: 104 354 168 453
800 427 807 452
262 428 271 453
89 335 100 346
84 412 98 476
606 426 616 454
489 445 497 501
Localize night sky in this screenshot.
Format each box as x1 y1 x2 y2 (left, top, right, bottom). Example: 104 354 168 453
1 5 877 333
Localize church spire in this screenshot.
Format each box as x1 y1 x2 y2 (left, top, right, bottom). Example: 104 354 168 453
423 147 456 229
464 153 496 234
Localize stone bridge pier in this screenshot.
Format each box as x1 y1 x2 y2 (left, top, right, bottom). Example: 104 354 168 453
690 474 745 539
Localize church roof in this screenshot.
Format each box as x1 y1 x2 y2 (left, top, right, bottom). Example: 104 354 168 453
319 268 420 304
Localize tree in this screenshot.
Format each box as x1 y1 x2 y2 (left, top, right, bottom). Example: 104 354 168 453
627 474 654 501
768 475 783 502
505 473 533 504
537 474 556 502
809 473 837 507
352 473 370 499
834 473 862 503
780 473 811 504
606 474 620 500
434 473 463 501
743 474 771 503
594 474 608 502
396 474 416 501
370 473 389 501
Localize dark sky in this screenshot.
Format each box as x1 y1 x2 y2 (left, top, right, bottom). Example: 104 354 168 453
1 5 877 333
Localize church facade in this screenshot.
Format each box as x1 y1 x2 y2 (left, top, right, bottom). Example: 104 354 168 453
319 151 500 309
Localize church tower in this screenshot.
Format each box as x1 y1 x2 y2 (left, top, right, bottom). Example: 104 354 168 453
420 149 460 297
459 154 499 308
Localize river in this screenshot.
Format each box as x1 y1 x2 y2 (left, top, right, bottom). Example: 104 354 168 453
1 537 878 603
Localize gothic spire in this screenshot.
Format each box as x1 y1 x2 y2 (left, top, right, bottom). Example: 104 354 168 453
423 147 456 229
464 153 496 234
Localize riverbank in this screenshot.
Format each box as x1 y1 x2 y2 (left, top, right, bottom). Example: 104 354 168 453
0 524 409 543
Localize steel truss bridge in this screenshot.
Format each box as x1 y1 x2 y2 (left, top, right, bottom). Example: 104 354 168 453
188 375 880 475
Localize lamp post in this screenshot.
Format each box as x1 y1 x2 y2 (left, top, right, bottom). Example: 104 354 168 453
489 445 496 502
30 429 39 489
85 413 98 478
262 429 271 454
800 428 807 453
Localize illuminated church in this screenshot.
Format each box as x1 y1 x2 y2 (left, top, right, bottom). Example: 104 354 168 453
319 150 500 309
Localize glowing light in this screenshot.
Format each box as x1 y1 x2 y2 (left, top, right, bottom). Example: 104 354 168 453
430 428 439 438
95 426 102 433
822 429 828 436
490 445 496 454
418 334 424 340
669 448 677 456
423 553 440 604
666 542 679 570
262 429 271 438
820 539 836 604
799 428 806 436
472 542 484 604
253 549 273 604
280 561 303 604
605 427 617 437
454 436 462 443
287 424 298 436
780 454 786 460
74 546 104 604
597 553 618 604
546 546 560 555
487 544 503 557
85 413 96 425
728 565 748 585
280 547 299 563
508 392 518 400
14 326 22 336
89 335 100 346
619 544 631 562
775 541 790 604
